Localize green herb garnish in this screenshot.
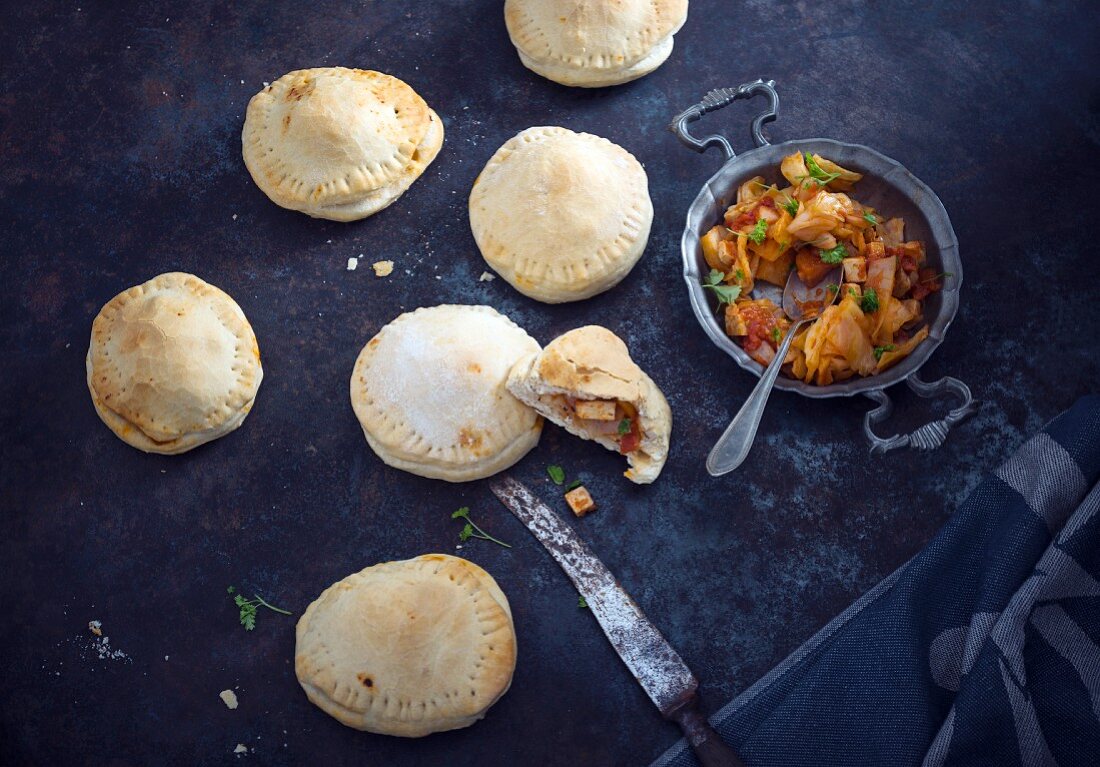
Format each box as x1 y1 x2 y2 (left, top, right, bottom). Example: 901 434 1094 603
873 344 896 361
617 418 632 436
804 152 841 186
770 327 782 343
920 271 954 283
564 479 583 492
702 269 742 307
826 283 839 294
781 197 799 217
860 287 880 313
452 507 511 548
819 243 848 264
734 268 745 282
547 465 565 485
578 595 588 609
862 211 878 225
226 586 291 631
848 287 860 297
749 217 768 245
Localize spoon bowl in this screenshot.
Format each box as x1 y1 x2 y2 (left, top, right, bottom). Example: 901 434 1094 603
705 264 841 476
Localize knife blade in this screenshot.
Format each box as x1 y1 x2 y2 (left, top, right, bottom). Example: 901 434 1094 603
490 476 746 767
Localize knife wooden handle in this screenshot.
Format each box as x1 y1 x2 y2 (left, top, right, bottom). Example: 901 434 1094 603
668 696 746 767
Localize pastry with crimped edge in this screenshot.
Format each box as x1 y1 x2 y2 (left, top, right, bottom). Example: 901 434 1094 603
295 554 517 737
86 272 262 454
242 67 443 222
350 305 542 482
505 0 688 87
507 325 671 483
469 126 652 303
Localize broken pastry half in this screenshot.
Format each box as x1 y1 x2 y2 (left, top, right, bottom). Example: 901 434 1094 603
86 272 263 454
507 325 671 483
242 67 443 222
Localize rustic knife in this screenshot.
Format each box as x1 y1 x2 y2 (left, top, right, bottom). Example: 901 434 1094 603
490 476 746 767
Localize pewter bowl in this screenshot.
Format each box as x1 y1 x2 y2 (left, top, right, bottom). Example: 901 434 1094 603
670 80 977 453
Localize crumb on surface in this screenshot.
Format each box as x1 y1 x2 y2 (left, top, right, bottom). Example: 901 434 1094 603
220 689 239 709
233 743 248 754
88 620 102 637
346 257 358 271
565 486 596 517
478 271 496 282
372 260 394 277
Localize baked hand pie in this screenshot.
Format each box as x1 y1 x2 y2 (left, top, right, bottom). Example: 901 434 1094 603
350 305 542 482
507 325 671 483
505 0 688 87
296 554 516 737
86 272 262 454
242 67 443 222
469 126 652 303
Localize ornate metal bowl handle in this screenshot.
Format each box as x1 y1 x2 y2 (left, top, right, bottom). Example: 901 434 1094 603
863 375 979 455
668 79 779 161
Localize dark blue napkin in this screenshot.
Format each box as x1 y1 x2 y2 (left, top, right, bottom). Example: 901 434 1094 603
653 396 1100 767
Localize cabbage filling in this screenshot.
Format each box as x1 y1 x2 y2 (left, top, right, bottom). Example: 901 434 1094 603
542 396 643 454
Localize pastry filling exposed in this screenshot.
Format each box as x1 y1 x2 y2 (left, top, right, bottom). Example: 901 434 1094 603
543 396 643 454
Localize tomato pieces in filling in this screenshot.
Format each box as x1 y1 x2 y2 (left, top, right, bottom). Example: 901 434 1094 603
550 397 644 455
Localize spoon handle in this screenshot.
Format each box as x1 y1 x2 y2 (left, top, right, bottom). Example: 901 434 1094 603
706 322 804 476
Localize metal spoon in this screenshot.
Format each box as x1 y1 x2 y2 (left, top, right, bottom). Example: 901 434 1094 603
706 264 843 476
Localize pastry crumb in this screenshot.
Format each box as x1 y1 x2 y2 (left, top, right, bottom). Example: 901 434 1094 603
565 486 597 517
220 689 239 709
88 620 102 637
346 257 358 271
233 743 248 754
372 260 394 277
478 271 496 282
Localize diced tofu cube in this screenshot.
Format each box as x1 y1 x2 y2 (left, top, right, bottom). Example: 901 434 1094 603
565 486 597 517
724 304 748 336
574 400 617 421
842 283 862 299
842 257 867 283
865 241 885 260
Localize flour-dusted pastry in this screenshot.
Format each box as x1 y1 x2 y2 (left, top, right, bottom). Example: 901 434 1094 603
350 305 542 482
505 0 688 87
469 127 652 303
507 326 671 483
86 272 262 454
242 67 443 222
295 554 517 737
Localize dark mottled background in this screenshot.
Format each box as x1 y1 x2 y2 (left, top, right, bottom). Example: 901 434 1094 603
1 1 1098 765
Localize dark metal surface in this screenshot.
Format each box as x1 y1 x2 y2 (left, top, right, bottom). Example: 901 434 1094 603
1 1 1098 765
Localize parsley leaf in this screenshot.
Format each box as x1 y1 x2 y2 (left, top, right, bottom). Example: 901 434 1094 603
862 211 878 225
564 479 583 492
781 198 799 217
848 287 860 297
873 344 896 361
734 268 745 282
617 418 632 436
578 595 588 609
452 507 511 548
860 287 880 313
826 283 839 294
227 586 291 631
804 152 841 186
702 269 742 307
770 327 782 343
749 217 768 245
547 465 565 485
819 243 848 264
